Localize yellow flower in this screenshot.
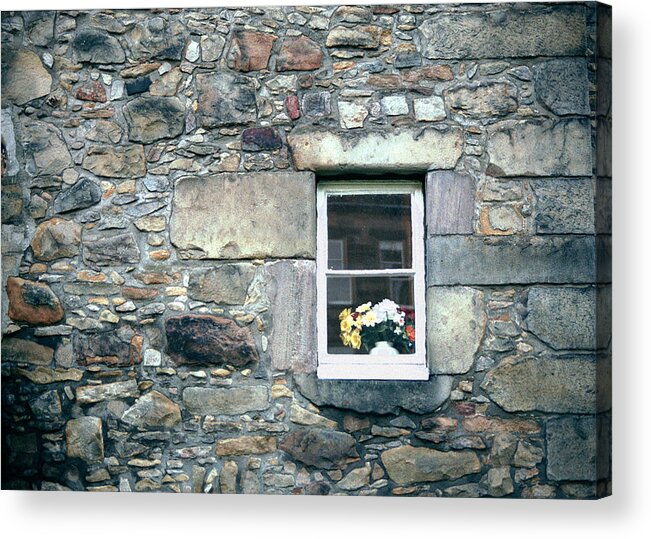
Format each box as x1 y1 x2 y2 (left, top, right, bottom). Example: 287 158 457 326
350 330 361 350
340 316 354 333
340 332 351 346
339 308 352 321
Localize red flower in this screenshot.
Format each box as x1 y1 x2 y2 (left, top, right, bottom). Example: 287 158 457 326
405 325 415 342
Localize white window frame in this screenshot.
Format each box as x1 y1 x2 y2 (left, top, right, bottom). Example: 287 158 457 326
316 180 428 381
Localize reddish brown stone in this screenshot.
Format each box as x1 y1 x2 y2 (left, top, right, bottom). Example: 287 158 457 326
277 36 323 71
462 416 541 435
403 65 454 83
6 276 65 326
122 286 159 300
286 95 301 120
165 314 259 367
135 272 179 285
241 127 283 151
454 401 477 416
75 81 107 103
228 30 276 72
372 5 400 14
367 74 403 89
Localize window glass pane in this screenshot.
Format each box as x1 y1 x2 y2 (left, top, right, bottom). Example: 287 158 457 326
327 194 412 270
326 275 416 354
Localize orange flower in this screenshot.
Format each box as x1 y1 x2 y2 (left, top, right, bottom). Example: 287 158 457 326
406 325 415 342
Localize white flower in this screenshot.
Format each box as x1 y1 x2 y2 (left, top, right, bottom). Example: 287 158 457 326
372 298 400 323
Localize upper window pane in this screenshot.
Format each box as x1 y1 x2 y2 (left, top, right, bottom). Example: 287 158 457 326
326 194 412 270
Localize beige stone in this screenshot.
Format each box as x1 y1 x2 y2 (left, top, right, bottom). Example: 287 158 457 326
1 50 52 106
487 119 592 177
427 287 486 374
2 337 54 365
481 356 599 413
215 436 277 456
287 127 462 173
170 173 315 259
381 445 481 485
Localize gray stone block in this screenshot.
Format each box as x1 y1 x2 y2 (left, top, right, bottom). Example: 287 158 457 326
597 285 612 352
418 6 587 60
533 59 590 116
427 236 596 285
547 416 608 481
595 178 612 235
122 96 186 143
531 179 594 234
1 49 52 106
264 261 317 373
188 264 256 305
20 120 72 176
526 287 596 350
444 80 518 119
381 446 481 485
426 171 475 235
196 71 256 127
481 356 597 413
170 172 315 259
287 127 463 173
182 386 269 416
597 118 612 178
598 4 612 59
427 287 486 374
294 373 453 415
486 119 592 177
597 59 612 119
66 417 104 463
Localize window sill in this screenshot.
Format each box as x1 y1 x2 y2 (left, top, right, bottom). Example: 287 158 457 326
317 363 429 381
294 372 454 415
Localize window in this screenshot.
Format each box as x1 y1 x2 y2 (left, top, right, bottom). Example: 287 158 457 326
316 181 428 380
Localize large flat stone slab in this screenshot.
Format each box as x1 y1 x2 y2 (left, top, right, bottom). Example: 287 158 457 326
486 120 592 177
427 236 596 285
427 287 486 374
170 173 315 259
418 5 587 59
426 171 475 235
287 127 463 173
264 261 317 373
481 356 597 413
526 287 596 350
294 373 453 415
533 59 590 116
546 416 608 481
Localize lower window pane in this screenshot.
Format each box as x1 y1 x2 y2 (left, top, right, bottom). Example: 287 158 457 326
326 276 415 354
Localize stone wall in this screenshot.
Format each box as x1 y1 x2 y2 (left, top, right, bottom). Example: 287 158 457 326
1 3 611 498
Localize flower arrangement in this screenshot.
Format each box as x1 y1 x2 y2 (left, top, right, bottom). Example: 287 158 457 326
339 298 415 353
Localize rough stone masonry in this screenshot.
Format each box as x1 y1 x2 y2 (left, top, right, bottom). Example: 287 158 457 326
1 3 611 498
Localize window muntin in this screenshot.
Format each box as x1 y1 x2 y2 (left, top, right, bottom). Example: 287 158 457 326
316 181 428 381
